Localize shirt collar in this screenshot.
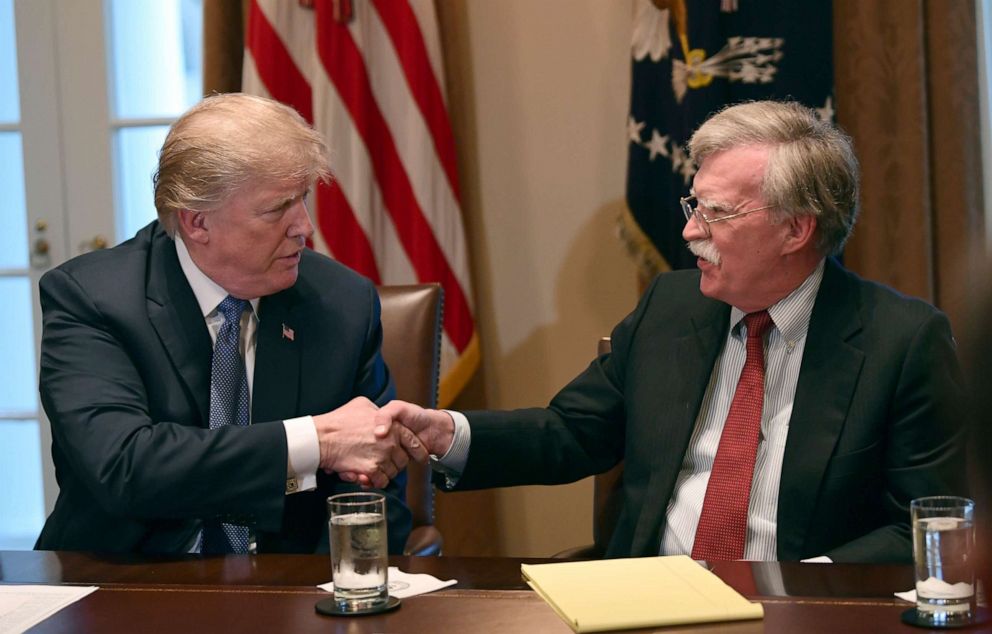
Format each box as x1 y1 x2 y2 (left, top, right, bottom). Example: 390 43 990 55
729 259 825 341
174 234 261 319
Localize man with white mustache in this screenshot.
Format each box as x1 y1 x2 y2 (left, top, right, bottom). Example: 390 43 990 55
377 100 967 563
687 237 720 266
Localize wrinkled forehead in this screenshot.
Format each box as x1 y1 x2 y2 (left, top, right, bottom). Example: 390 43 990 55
219 177 311 210
692 145 770 199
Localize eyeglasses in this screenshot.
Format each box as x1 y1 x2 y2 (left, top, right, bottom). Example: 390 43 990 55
680 195 775 238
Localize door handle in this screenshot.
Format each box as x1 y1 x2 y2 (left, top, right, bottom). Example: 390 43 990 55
79 234 108 254
31 220 51 269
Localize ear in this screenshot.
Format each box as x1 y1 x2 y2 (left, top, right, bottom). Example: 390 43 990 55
176 209 209 245
781 214 817 255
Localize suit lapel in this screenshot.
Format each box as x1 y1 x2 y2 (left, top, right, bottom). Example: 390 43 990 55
777 260 865 559
146 230 212 426
629 301 729 556
252 289 302 423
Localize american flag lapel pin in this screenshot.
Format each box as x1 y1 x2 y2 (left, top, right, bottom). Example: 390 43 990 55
282 323 295 342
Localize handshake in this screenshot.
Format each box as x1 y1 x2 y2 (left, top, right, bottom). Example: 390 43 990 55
312 397 455 488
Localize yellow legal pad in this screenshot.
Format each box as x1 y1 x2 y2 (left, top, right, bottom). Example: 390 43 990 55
521 555 764 633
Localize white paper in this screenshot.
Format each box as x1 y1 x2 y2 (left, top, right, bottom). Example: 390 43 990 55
894 589 916 603
897 581 988 606
800 556 833 563
0 584 99 634
916 577 974 599
898 579 976 603
318 566 456 598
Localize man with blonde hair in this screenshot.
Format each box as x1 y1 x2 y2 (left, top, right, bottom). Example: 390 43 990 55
36 93 423 554
380 100 967 563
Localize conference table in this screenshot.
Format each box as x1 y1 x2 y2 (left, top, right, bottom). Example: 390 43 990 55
0 550 984 633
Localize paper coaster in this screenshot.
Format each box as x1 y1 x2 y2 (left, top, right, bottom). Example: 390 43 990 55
900 607 989 629
315 595 401 616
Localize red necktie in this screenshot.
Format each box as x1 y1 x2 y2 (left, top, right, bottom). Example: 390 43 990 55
691 310 773 561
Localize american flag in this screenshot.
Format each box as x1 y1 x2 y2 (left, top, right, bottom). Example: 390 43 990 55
243 0 478 405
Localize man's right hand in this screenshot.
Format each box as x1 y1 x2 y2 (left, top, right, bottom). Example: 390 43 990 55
376 400 456 458
312 396 429 488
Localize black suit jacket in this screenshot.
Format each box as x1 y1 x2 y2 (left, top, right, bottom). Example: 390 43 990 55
454 259 967 563
35 221 411 554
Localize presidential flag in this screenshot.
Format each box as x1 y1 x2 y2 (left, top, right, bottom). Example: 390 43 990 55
623 0 834 274
243 0 478 405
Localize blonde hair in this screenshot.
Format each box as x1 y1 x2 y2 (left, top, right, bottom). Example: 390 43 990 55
154 93 331 235
689 101 859 256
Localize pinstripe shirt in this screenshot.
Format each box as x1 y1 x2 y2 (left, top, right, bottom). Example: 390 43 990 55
660 260 825 560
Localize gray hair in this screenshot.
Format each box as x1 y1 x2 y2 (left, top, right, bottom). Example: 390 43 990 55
153 93 331 236
688 100 859 256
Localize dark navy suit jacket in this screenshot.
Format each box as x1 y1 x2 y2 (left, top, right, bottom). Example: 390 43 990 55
36 221 410 554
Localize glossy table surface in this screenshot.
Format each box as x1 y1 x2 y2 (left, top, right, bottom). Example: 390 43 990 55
0 551 982 633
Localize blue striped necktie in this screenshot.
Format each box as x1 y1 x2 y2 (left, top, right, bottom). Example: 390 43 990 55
202 295 251 554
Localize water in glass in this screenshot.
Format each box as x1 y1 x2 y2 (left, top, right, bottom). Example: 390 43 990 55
328 493 389 611
912 500 976 626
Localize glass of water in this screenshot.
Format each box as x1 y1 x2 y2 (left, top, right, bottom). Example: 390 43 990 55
911 496 976 626
328 492 389 612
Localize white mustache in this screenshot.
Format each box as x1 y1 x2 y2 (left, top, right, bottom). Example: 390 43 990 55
687 239 721 266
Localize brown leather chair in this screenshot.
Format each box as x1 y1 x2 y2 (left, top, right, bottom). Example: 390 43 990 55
377 284 444 556
554 337 624 559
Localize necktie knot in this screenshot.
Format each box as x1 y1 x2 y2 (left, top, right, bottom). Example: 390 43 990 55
217 296 249 324
743 310 772 340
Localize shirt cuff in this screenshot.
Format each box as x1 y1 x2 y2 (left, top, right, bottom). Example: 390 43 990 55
283 415 319 494
429 410 471 487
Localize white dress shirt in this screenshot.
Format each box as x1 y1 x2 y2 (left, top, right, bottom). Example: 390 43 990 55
175 236 319 495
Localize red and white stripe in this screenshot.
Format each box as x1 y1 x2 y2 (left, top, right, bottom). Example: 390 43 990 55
244 0 478 405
